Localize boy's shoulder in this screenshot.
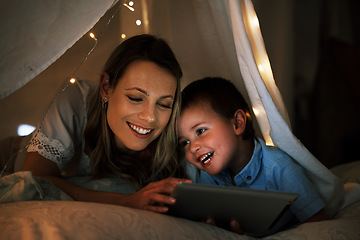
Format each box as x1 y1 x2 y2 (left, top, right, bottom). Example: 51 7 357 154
256 138 296 167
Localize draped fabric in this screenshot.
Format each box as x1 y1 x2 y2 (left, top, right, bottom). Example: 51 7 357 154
0 0 118 99
228 0 345 217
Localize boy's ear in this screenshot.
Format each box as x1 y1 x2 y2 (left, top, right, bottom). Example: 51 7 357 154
100 72 111 98
233 109 246 135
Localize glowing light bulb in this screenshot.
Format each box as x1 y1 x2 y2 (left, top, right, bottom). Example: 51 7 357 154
251 15 260 28
128 1 134 6
70 78 76 84
121 34 126 39
89 32 97 40
136 20 142 26
258 64 264 72
17 124 36 136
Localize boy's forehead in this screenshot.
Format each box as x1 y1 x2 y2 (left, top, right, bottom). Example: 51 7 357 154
180 101 217 124
185 100 213 112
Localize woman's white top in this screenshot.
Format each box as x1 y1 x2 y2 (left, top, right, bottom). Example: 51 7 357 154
27 80 92 176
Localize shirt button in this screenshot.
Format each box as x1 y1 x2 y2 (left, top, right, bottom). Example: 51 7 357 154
247 176 252 181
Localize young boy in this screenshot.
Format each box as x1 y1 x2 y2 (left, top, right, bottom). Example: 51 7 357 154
178 77 328 234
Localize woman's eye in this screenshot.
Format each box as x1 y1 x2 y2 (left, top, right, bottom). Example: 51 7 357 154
196 128 206 135
127 96 142 102
157 101 173 109
158 103 172 109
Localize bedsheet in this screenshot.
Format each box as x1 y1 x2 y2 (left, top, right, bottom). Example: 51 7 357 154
0 199 359 240
0 161 359 239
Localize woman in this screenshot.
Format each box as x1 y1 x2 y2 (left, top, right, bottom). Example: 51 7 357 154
22 34 191 213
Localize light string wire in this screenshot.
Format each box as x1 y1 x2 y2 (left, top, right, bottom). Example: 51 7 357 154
1 0 128 177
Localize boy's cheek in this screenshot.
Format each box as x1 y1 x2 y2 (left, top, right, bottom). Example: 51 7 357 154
185 153 196 166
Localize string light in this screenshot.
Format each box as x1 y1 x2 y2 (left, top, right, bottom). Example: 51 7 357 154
121 33 126 39
123 3 134 11
0 0 132 177
252 107 259 116
128 1 134 6
89 32 98 41
136 19 142 26
251 15 260 28
258 64 264 72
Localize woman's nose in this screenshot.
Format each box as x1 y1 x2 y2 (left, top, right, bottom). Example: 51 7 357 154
138 109 155 123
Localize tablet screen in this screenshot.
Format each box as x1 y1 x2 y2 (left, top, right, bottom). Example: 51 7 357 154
168 183 298 234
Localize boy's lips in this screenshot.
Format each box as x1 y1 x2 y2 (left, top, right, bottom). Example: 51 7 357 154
127 122 153 135
198 151 214 166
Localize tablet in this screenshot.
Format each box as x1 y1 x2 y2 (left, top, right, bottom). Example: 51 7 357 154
168 183 298 235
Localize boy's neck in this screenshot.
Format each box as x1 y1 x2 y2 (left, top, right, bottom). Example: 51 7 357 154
228 137 255 183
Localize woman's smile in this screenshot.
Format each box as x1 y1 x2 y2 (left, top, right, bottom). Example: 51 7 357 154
127 122 153 136
105 60 176 151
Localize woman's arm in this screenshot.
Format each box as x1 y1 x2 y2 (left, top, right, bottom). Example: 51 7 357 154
22 152 191 213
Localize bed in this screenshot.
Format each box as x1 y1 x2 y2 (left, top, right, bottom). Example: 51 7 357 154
1 160 359 240
1 0 360 239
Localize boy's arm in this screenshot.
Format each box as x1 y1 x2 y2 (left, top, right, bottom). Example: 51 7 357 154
304 209 328 222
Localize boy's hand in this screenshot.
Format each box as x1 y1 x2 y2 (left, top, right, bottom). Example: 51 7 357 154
229 220 243 235
204 218 243 235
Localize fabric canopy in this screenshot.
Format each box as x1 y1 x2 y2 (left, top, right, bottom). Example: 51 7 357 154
0 0 118 99
228 0 345 217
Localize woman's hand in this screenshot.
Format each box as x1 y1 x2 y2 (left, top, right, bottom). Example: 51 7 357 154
122 177 192 213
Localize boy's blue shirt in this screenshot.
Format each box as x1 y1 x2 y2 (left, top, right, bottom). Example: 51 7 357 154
198 137 325 224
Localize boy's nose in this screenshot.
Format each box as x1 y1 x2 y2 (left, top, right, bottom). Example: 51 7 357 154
189 142 200 153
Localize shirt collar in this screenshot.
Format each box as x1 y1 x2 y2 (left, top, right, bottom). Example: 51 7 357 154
201 138 263 186
232 138 262 186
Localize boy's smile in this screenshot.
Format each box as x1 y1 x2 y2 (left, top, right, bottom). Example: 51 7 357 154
178 102 242 175
199 151 214 166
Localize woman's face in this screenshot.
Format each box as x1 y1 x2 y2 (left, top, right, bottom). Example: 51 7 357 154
105 60 177 151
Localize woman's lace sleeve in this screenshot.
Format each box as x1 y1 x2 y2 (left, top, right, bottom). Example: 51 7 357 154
27 80 90 172
27 131 73 172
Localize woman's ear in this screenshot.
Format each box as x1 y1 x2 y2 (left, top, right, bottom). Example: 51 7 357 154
233 109 247 135
100 72 111 99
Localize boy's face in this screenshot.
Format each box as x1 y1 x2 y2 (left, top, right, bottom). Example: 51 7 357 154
178 102 241 175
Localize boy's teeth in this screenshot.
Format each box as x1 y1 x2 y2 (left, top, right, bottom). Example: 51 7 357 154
203 158 211 164
200 152 213 163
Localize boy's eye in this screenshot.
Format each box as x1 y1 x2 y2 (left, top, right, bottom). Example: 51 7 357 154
180 140 189 148
196 128 206 135
127 96 143 102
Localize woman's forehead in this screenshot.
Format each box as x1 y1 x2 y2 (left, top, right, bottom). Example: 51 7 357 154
115 60 177 96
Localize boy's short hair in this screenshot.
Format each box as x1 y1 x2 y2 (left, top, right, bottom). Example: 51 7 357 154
181 77 255 140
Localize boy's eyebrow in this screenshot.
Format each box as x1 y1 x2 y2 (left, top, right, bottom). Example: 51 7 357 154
191 122 204 130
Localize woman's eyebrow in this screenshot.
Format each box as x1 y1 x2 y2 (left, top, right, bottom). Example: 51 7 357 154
159 95 174 100
126 87 174 99
125 87 149 96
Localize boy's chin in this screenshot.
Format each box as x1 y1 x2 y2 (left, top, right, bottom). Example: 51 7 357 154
204 168 221 176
